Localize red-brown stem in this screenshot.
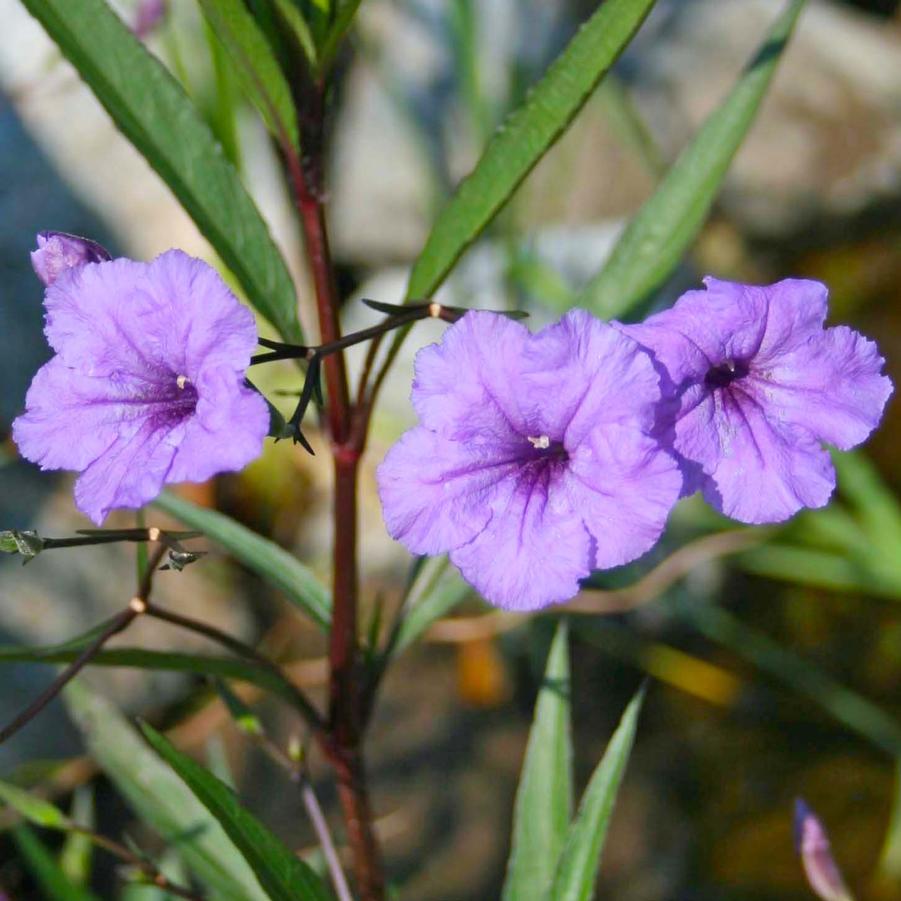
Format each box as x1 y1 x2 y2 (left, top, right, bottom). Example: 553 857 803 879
287 71 385 898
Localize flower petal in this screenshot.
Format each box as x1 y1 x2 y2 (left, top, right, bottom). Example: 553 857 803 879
377 426 516 555
44 251 257 381
13 356 148 472
411 311 531 443
166 369 269 484
527 310 663 445
689 387 836 523
450 471 592 611
755 325 892 450
564 422 681 569
74 418 186 524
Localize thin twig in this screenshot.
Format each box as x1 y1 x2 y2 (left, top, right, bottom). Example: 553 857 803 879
69 825 204 900
142 602 327 738
0 544 168 745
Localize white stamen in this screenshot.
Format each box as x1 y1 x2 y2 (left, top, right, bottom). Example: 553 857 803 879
176 375 190 390
725 359 736 373
527 435 551 449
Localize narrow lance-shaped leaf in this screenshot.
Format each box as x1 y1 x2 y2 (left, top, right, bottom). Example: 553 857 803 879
549 688 645 901
140 723 331 901
0 779 71 830
154 491 331 630
199 0 301 151
12 826 100 901
579 0 807 318
20 0 302 341
390 556 474 655
406 0 658 301
63 680 270 901
0 641 300 705
502 620 573 900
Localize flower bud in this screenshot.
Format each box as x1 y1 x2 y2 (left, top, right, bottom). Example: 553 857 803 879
30 232 112 287
134 0 168 39
794 798 854 901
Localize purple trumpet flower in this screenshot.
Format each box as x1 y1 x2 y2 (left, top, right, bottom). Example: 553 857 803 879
14 248 268 524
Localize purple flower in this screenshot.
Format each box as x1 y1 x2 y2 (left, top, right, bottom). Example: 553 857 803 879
31 231 111 287
622 278 893 524
133 0 168 39
13 250 269 524
794 799 853 901
377 310 681 611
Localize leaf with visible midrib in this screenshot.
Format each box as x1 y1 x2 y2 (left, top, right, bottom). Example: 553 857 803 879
406 0 658 301
502 620 573 900
20 0 302 342
579 0 808 319
141 723 331 901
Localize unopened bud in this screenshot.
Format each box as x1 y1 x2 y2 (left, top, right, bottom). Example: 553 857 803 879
794 799 854 901
31 232 112 287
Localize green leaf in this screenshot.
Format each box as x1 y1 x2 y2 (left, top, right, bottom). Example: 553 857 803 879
0 780 71 830
579 0 807 318
199 0 301 150
140 723 331 901
406 0 658 301
0 643 300 705
20 0 302 341
390 556 474 655
320 0 365 71
270 0 320 66
60 787 95 888
548 689 645 901
63 680 270 901
154 492 331 630
503 620 573 901
12 825 100 901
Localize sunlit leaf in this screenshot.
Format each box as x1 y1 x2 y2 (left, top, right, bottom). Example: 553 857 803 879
579 0 807 318
406 0 658 301
0 780 70 830
20 0 302 341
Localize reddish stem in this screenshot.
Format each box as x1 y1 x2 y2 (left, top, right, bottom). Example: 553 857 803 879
285 73 386 898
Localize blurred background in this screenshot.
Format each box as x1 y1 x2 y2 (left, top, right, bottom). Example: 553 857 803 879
0 0 900 897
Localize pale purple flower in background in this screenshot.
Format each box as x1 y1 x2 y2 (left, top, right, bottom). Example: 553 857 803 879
622 278 893 524
31 231 111 287
794 799 854 901
14 249 268 524
133 0 168 39
377 310 681 611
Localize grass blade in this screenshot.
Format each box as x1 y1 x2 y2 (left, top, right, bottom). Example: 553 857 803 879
579 0 807 318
